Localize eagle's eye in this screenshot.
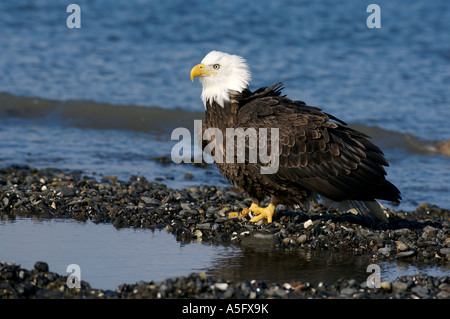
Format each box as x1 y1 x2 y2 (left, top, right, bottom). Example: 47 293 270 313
213 64 220 70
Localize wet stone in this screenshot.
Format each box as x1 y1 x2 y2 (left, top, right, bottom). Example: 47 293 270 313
34 261 49 273
59 186 75 197
378 247 392 257
397 251 416 259
396 241 409 252
141 197 161 205
392 281 408 292
380 281 391 290
297 234 307 244
411 286 430 298
339 287 358 297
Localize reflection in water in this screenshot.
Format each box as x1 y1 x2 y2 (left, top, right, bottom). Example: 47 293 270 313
205 244 449 285
205 248 375 285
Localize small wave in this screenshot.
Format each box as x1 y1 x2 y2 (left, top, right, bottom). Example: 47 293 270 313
349 123 450 157
0 92 204 134
1 92 448 157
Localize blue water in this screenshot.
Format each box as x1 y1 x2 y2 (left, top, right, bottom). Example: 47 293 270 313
0 217 241 290
1 0 449 137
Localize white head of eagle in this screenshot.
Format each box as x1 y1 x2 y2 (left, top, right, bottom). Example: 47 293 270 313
190 51 251 108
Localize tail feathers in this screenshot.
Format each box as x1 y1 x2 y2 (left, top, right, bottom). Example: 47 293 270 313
321 197 390 222
349 200 389 222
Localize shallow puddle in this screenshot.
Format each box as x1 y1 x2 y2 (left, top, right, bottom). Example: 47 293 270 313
1 217 448 290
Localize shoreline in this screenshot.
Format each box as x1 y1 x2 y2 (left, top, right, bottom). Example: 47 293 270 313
1 164 449 299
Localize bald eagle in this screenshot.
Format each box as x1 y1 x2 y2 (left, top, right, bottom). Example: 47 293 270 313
190 51 401 223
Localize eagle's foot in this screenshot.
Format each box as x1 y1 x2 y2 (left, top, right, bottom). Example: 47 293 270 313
228 207 251 219
248 203 275 224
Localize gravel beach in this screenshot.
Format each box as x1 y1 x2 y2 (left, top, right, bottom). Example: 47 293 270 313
1 165 449 299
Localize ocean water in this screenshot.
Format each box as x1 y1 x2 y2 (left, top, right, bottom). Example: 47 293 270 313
0 0 449 288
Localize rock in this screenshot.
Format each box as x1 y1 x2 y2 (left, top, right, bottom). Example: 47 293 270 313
222 286 235 298
396 241 409 252
444 237 450 247
194 230 202 238
283 283 292 290
303 219 313 229
213 283 228 291
113 218 124 228
282 237 296 245
197 223 211 230
240 232 276 251
397 251 415 259
179 209 198 217
380 281 391 290
437 290 450 299
297 234 307 244
411 286 430 298
34 261 49 273
378 247 392 257
392 281 408 292
340 287 358 297
140 197 160 205
60 186 75 197
422 225 437 237
180 203 191 210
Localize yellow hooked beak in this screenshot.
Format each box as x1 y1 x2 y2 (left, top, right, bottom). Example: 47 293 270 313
190 63 216 82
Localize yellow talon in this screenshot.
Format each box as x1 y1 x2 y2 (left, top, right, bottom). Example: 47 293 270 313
249 203 275 223
228 203 276 223
240 207 251 217
228 212 239 218
228 207 251 219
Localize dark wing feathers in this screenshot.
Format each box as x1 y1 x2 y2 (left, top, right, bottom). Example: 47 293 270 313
235 88 401 203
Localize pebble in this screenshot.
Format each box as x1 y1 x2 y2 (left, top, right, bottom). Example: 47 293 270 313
396 241 409 252
213 283 228 291
340 287 358 297
380 281 391 290
303 219 313 229
194 230 202 238
141 197 160 205
197 223 211 230
397 251 416 259
59 186 75 197
392 281 409 292
378 247 392 257
411 286 430 298
34 261 49 273
297 234 307 244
